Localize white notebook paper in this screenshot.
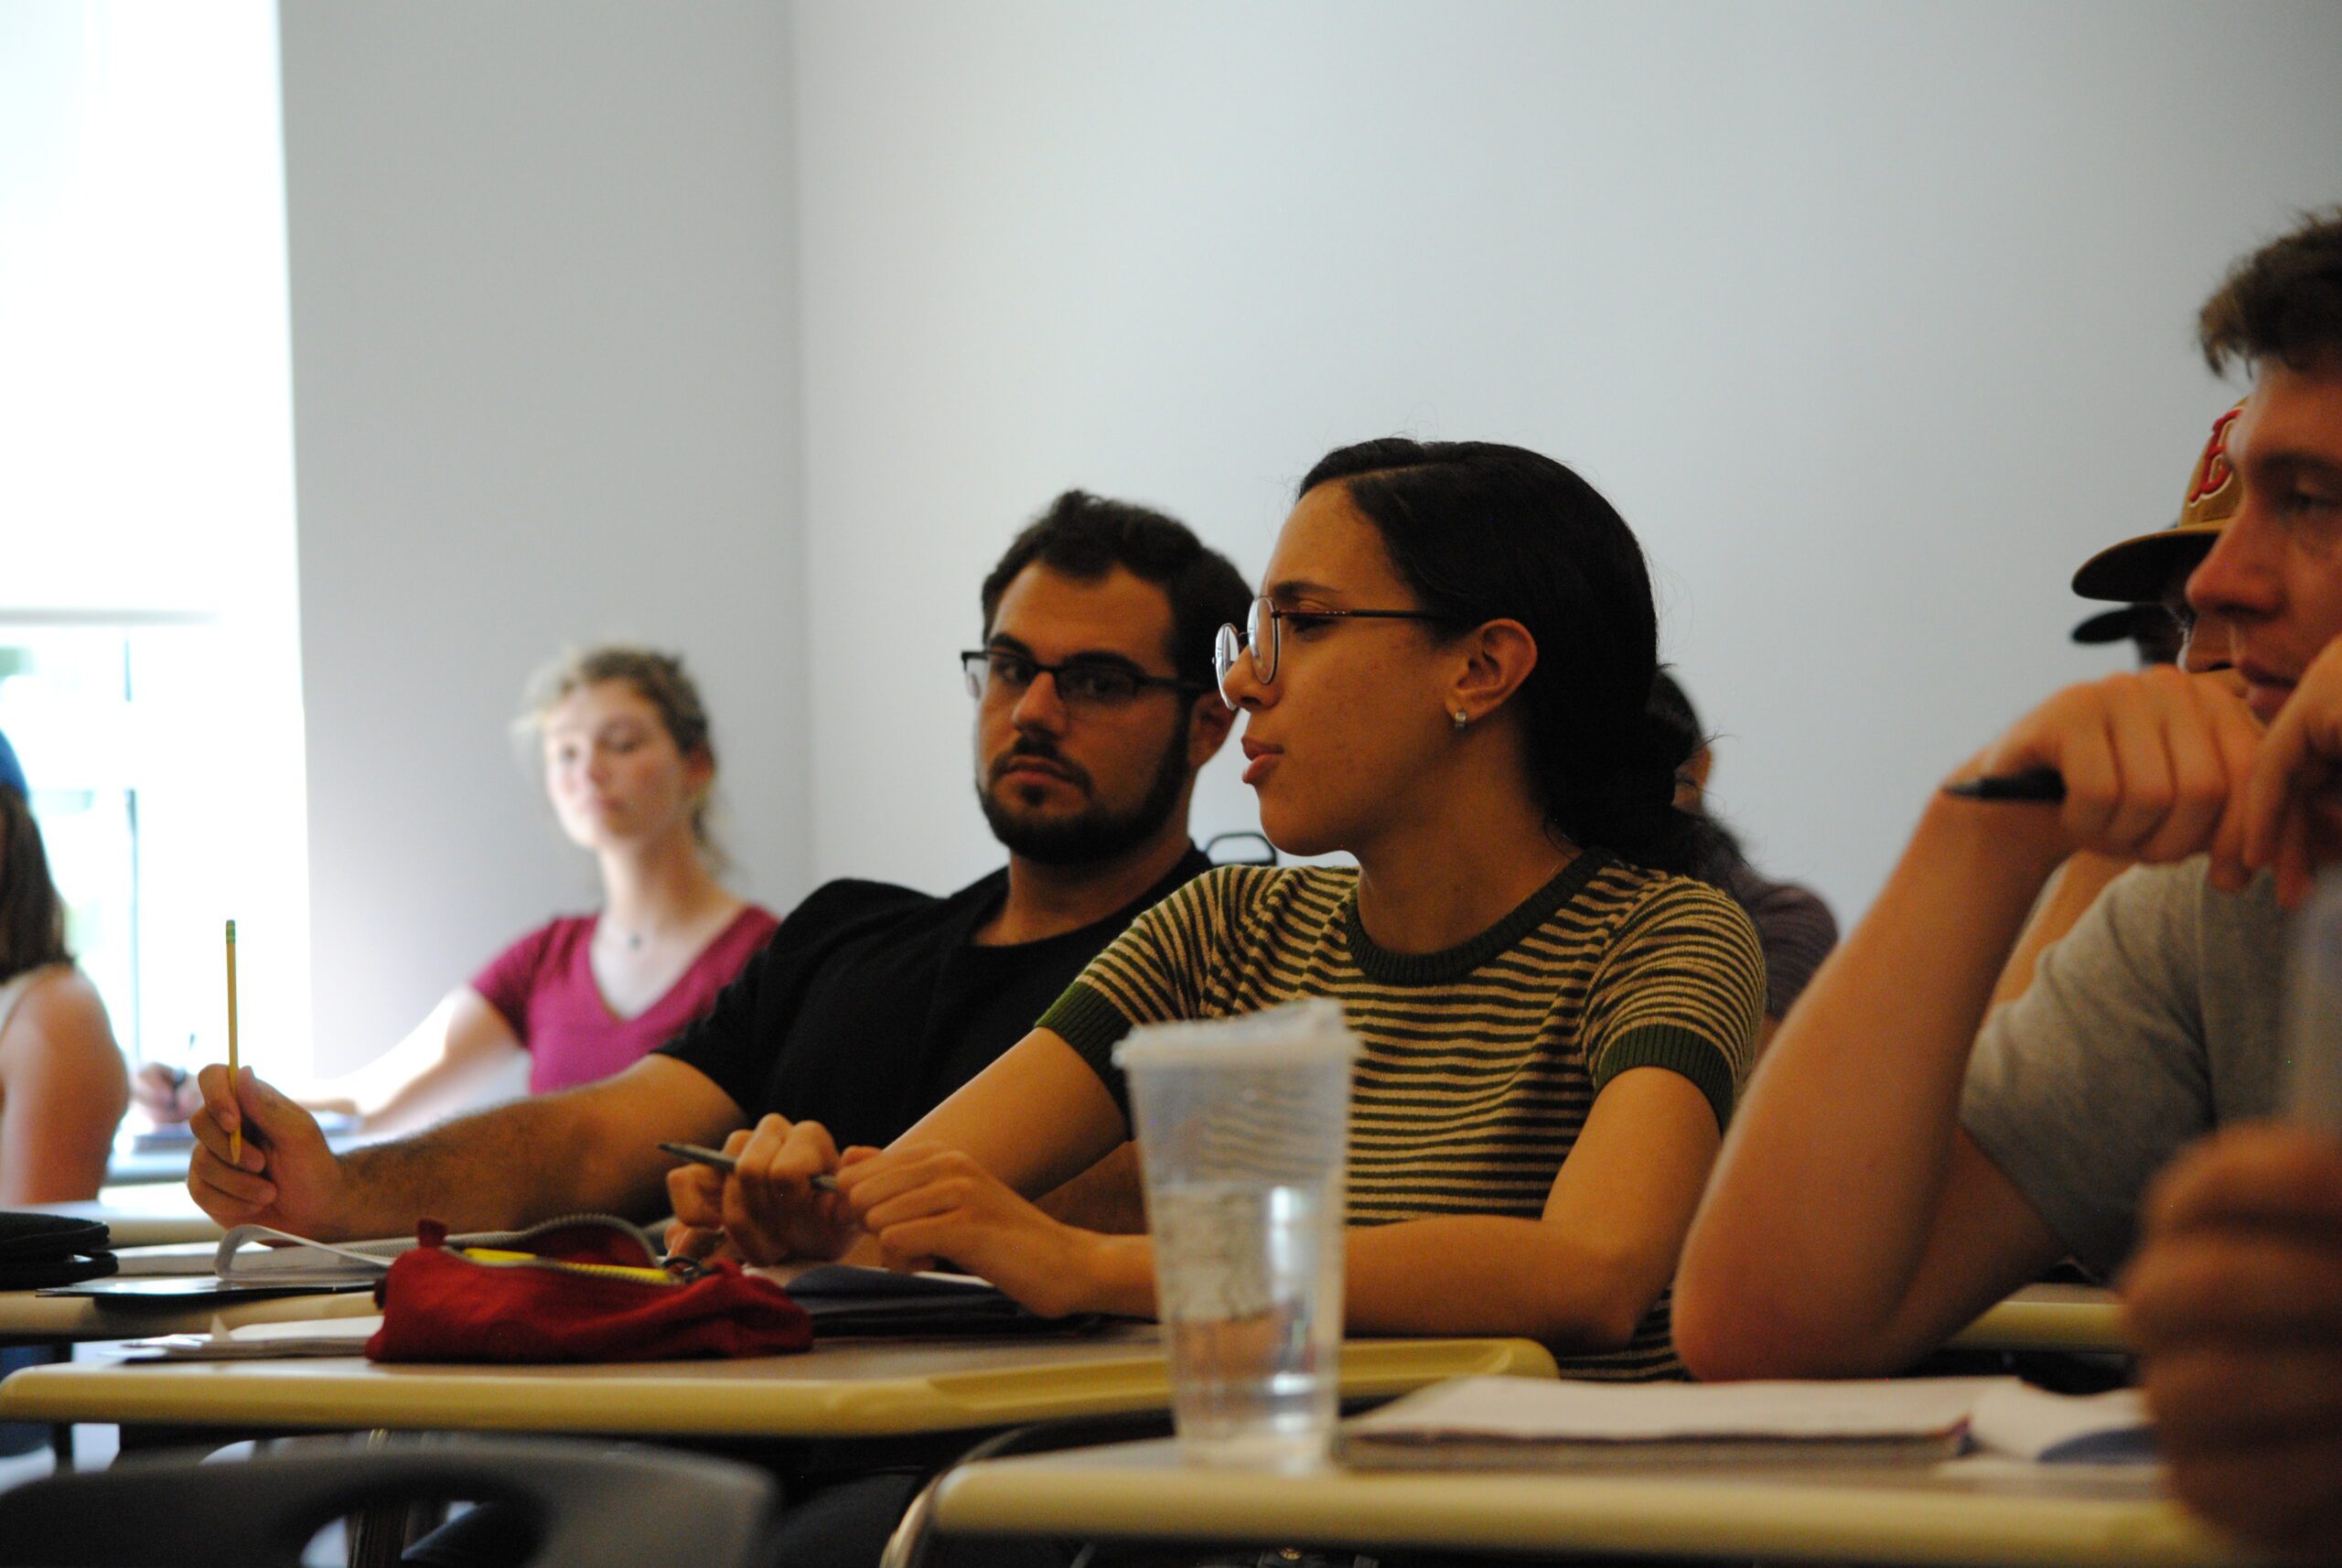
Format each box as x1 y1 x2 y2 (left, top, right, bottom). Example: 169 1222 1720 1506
121 1315 384 1360
1341 1376 2151 1468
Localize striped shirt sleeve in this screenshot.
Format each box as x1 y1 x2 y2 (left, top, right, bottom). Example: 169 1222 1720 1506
1580 877 1765 1133
1036 865 1256 1106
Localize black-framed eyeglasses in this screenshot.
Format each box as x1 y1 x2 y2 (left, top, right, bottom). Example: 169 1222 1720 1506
960 649 1208 710
1210 595 1451 708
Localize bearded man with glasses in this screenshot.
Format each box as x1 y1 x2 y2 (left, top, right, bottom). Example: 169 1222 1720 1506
185 490 1246 1271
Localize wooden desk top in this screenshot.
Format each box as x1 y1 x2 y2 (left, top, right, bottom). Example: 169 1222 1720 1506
0 1330 1558 1439
931 1437 2258 1568
21 1193 221 1248
1946 1283 2127 1356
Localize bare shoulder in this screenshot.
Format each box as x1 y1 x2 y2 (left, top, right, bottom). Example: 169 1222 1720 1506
0 964 122 1068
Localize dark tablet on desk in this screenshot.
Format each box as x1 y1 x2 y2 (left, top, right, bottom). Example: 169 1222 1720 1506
36 1276 377 1304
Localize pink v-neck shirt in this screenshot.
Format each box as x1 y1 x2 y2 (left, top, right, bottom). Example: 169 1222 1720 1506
469 906 780 1093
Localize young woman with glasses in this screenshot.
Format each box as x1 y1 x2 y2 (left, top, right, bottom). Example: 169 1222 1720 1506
672 438 1763 1376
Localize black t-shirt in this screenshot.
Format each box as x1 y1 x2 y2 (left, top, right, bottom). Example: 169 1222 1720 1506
658 846 1214 1151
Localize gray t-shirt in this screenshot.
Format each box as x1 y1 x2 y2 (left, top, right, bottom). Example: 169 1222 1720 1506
1961 859 2284 1279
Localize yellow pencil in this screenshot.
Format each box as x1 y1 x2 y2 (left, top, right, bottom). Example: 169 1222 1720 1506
225 919 241 1165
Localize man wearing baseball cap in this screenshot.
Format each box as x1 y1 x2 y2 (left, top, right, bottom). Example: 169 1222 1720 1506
2067 403 2244 674
1995 409 2249 1007
1681 209 2342 1557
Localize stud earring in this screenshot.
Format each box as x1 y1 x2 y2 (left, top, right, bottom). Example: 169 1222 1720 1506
1452 709 1469 731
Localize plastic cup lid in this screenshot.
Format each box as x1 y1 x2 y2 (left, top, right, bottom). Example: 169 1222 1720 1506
1112 998 1360 1069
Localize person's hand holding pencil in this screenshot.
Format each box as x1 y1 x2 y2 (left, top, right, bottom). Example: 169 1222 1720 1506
1945 664 2263 883
184 1060 348 1235
663 1113 871 1267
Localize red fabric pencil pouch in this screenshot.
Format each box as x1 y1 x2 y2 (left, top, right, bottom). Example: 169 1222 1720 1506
365 1217 813 1363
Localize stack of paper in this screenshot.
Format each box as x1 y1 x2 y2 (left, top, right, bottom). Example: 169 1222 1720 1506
120 1315 382 1360
212 1225 414 1284
1341 1376 2152 1469
1968 1384 2153 1462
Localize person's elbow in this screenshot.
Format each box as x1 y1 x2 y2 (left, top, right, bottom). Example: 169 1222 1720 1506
1526 1240 1670 1354
1571 1294 1650 1356
1672 1272 1823 1381
1671 1234 1881 1380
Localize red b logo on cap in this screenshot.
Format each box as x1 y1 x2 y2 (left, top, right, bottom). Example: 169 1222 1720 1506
2179 403 2245 531
2188 405 2240 509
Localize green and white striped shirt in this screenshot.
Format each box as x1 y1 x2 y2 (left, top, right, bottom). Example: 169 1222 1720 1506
1038 850 1764 1379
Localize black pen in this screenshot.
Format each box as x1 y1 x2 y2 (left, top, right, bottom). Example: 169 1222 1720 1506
1941 767 2067 803
658 1141 842 1192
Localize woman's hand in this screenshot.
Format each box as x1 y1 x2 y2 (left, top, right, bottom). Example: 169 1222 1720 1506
664 1114 863 1267
133 1063 201 1125
660 1218 737 1266
835 1142 1125 1319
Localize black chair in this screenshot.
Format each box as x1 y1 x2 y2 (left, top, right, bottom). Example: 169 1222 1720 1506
0 1435 776 1568
878 1412 1176 1568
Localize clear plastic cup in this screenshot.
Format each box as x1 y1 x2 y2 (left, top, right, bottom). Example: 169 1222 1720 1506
1115 999 1359 1470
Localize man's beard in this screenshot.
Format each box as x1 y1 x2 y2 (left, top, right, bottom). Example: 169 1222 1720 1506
977 728 1191 867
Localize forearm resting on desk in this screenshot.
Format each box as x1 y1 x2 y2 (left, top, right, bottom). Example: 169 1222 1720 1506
195 1057 736 1240
328 1101 628 1235
991 1215 1671 1346
340 1059 736 1233
1341 1216 1663 1348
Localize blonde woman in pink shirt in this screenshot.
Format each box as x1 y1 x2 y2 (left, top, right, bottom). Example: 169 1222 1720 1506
137 647 776 1138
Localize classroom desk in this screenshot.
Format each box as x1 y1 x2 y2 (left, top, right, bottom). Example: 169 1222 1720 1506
1946 1284 2128 1356
101 1146 197 1187
105 1118 365 1187
21 1190 223 1248
927 1439 2261 1568
0 1330 1556 1441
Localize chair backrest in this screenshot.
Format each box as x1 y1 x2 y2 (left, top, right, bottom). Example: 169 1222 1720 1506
0 1436 774 1568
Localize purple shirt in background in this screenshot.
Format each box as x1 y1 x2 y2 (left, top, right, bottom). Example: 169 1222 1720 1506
469 906 779 1093
1722 863 1839 1021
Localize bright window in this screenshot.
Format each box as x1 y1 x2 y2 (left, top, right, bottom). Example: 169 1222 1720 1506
1 4 309 1077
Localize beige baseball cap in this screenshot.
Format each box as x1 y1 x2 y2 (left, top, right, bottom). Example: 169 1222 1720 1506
2071 402 2244 604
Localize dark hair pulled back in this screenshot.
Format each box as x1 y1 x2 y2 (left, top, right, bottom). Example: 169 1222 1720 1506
1299 437 1731 882
0 785 72 986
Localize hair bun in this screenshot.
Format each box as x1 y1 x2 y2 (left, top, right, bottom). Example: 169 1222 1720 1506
1597 703 1694 806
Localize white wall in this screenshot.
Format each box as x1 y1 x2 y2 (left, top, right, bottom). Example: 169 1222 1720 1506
280 3 807 1070
790 1 2342 917
271 3 2342 1058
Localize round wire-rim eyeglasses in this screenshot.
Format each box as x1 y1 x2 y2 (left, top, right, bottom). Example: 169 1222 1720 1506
1210 595 1451 709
